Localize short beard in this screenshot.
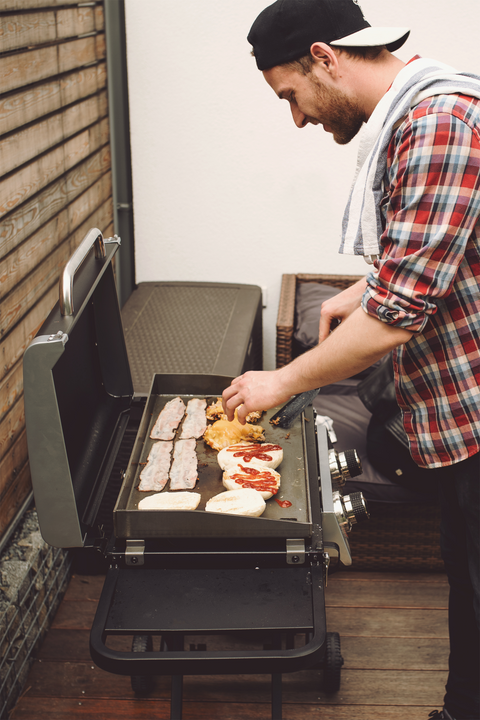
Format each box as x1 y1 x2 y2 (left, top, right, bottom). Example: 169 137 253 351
309 76 365 145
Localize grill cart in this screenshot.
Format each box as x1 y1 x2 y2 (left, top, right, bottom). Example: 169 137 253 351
23 230 367 719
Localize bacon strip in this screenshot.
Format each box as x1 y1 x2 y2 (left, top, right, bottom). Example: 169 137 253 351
150 397 186 440
180 398 207 439
169 439 198 490
138 441 173 492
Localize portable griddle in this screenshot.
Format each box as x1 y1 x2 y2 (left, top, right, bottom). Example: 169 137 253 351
23 230 367 719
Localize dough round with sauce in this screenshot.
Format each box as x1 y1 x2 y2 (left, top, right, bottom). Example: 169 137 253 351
222 463 281 500
217 442 283 470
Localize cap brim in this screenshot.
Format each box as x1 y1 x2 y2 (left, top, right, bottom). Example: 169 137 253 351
331 27 410 52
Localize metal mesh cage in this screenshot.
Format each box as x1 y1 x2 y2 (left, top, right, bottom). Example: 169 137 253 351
0 527 72 719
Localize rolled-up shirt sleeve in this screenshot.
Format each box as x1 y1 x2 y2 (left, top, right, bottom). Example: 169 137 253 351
362 102 480 333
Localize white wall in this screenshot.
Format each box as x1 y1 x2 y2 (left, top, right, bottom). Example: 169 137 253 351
124 0 479 369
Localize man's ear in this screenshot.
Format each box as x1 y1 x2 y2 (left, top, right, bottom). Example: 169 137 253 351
309 42 340 76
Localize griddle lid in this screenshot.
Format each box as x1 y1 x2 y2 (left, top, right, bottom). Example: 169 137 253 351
24 230 133 548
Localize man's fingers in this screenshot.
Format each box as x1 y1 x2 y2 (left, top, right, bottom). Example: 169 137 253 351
222 370 286 424
319 309 341 343
318 311 334 343
222 395 239 421
235 403 249 425
222 379 245 421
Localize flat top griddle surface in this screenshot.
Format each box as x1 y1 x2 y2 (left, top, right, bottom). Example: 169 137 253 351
123 395 309 524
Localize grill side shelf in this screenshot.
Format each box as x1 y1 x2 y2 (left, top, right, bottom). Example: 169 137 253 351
89 563 327 676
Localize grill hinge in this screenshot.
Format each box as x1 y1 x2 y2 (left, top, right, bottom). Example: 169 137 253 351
286 538 305 565
125 539 145 566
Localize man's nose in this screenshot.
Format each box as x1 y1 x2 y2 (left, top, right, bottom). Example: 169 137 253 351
290 104 308 128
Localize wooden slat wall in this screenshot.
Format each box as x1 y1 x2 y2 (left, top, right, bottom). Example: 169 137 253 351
0 1 114 542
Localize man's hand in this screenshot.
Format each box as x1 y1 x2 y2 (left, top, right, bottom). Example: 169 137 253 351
222 369 293 424
319 277 368 342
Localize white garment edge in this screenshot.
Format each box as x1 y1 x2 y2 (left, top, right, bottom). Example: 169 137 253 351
339 58 480 260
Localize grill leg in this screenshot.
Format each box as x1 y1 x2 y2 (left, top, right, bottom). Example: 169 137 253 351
271 632 284 719
170 674 183 720
271 673 282 719
165 633 184 720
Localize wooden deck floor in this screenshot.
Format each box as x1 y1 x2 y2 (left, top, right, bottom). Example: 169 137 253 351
10 569 449 720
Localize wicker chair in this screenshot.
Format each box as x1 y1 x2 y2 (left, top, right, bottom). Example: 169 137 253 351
276 273 443 573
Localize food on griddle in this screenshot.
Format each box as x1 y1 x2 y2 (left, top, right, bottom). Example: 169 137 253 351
138 440 173 492
150 397 186 440
138 491 201 510
169 438 198 490
245 409 264 423
222 463 281 500
203 413 265 451
206 398 264 424
180 398 207 439
217 442 283 470
206 398 225 422
205 488 266 517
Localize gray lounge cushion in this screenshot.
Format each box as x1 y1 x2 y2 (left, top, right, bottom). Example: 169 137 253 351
294 282 341 350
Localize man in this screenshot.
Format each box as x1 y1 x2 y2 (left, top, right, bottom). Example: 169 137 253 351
222 1 480 718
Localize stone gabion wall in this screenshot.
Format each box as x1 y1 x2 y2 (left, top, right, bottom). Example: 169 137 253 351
0 509 72 719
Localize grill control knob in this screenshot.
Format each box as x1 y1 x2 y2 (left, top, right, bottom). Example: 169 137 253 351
343 492 370 525
339 449 363 479
332 490 370 535
329 448 363 489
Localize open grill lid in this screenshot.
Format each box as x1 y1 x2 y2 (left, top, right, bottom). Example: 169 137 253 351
23 230 133 548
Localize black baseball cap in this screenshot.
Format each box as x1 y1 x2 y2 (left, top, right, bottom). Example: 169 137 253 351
248 0 410 71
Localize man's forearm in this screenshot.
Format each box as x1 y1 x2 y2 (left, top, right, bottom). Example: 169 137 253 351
223 306 413 422
281 306 412 392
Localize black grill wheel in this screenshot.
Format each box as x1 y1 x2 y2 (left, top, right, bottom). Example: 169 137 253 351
323 631 343 693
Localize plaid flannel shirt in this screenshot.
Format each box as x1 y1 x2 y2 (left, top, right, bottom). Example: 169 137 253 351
363 92 480 468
